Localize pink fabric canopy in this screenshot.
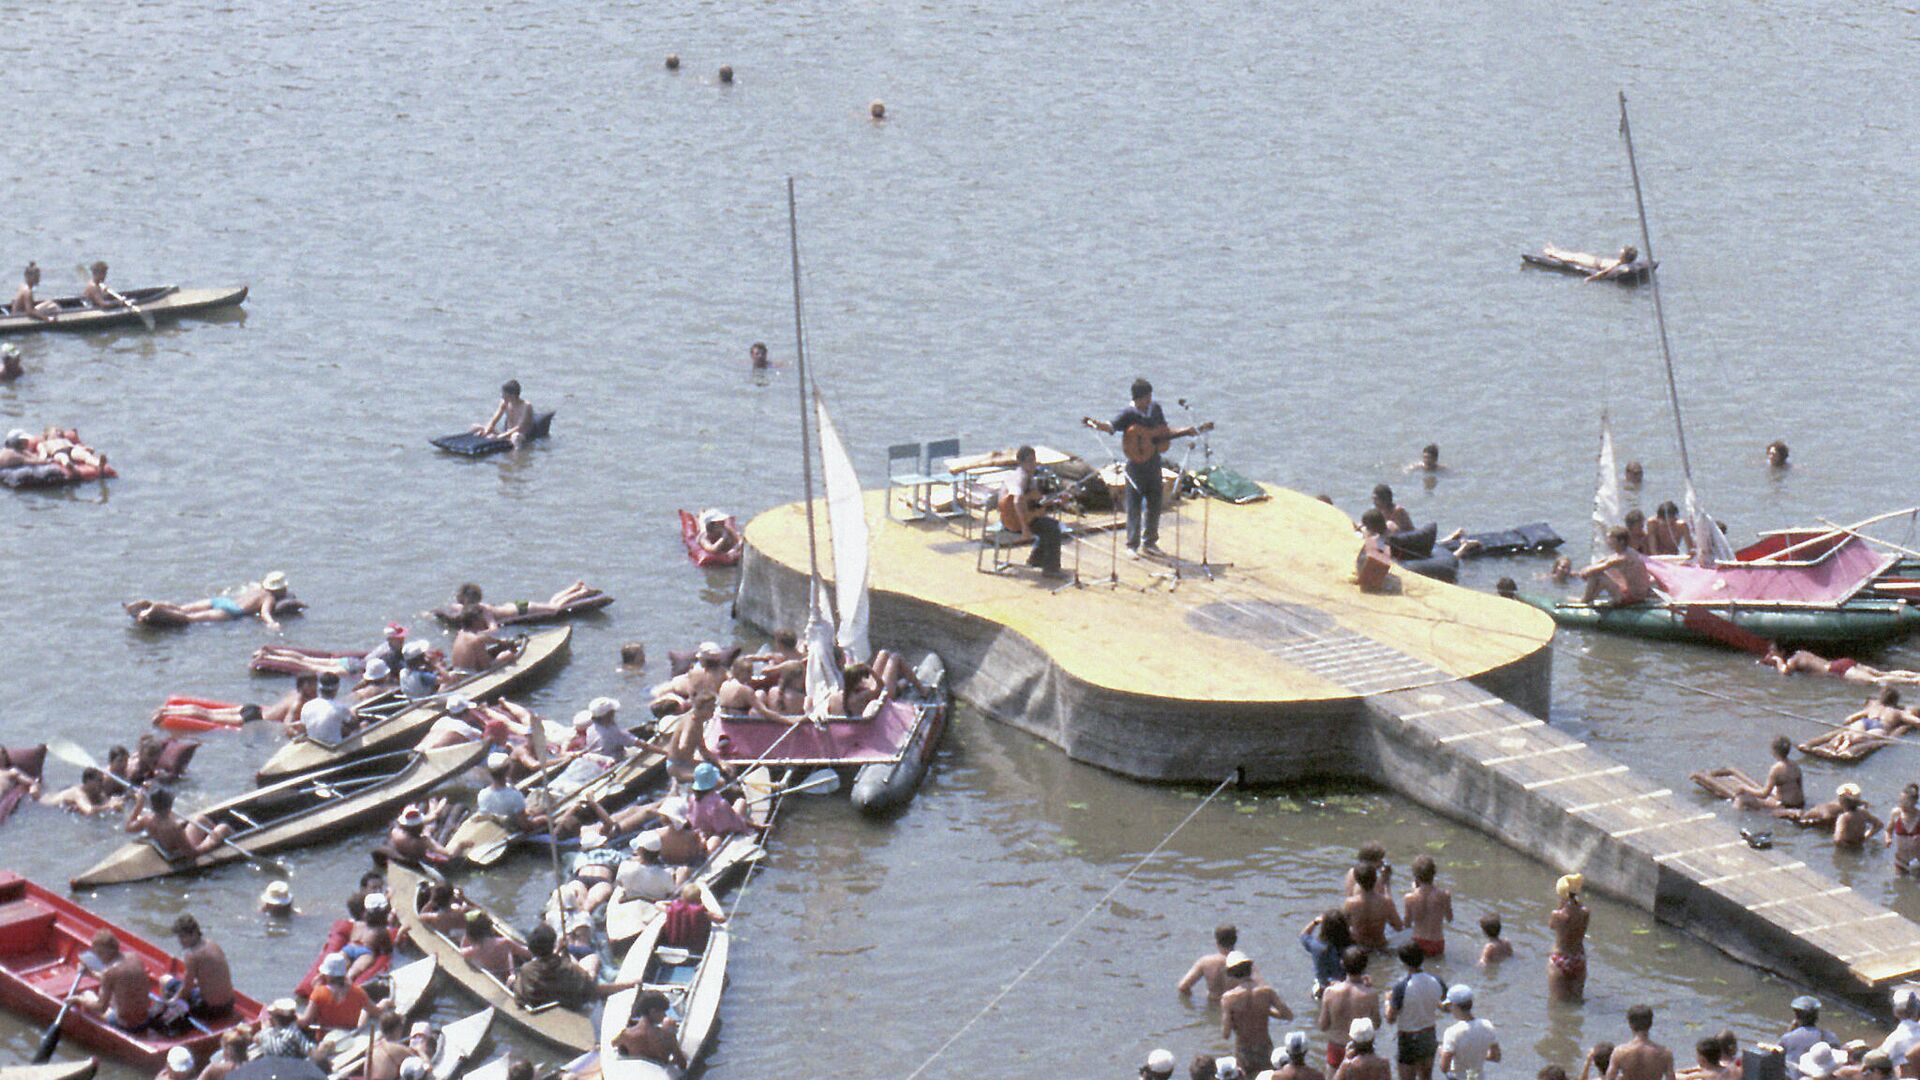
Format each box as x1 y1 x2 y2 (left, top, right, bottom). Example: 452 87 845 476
1646 535 1892 605
708 700 918 766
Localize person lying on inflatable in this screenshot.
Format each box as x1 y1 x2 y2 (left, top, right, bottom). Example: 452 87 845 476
696 509 742 559
126 571 298 630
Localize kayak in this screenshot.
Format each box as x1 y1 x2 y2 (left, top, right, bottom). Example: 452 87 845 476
71 743 486 888
0 872 262 1069
256 626 571 783
0 286 248 336
1519 592 1920 648
603 767 774 945
599 909 730 1080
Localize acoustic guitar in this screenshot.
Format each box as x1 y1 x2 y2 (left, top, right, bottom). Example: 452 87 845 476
1108 419 1214 465
997 488 1073 534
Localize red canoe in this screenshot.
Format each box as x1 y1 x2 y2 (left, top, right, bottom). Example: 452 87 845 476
0 872 262 1070
679 509 741 568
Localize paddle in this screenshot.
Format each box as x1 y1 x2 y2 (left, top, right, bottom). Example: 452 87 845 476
742 767 840 805
73 264 154 331
31 970 86 1062
47 739 295 878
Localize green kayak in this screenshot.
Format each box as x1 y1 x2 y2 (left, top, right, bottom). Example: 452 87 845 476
1519 592 1920 649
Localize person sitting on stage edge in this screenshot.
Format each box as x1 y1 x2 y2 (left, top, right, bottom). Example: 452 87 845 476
1578 527 1651 607
1000 444 1066 577
1083 378 1203 558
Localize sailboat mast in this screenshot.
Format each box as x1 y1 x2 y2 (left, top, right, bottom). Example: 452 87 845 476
1618 90 1694 486
787 176 824 585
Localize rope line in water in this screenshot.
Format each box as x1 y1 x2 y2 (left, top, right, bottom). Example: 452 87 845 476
900 770 1239 1080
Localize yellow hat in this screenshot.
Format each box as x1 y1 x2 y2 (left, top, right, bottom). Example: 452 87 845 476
1556 873 1584 900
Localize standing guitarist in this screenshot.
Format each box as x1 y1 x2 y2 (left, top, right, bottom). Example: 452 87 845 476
1083 378 1210 557
999 445 1067 576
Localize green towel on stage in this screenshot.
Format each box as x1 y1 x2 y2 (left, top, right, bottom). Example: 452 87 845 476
1195 466 1268 504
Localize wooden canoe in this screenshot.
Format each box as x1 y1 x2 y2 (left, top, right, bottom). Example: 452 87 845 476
453 714 678 868
599 916 730 1080
0 873 262 1070
0 1059 96 1080
386 863 595 1055
258 627 571 783
428 1007 495 1080
71 742 487 888
0 286 248 335
604 767 774 945
321 956 439 1080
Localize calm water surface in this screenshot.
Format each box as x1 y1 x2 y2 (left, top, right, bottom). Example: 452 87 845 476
3 2 1918 1076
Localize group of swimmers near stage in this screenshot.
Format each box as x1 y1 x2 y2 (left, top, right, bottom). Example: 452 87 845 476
1147 842 1920 1080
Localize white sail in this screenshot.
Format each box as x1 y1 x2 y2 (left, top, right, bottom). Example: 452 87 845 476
803 579 842 722
1591 410 1622 562
1682 481 1733 567
814 391 872 662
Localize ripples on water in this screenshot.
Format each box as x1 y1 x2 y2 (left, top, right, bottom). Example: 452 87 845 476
3 0 1918 1075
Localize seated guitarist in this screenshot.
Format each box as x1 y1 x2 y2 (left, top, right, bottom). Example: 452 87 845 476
1083 378 1207 557
999 445 1066 577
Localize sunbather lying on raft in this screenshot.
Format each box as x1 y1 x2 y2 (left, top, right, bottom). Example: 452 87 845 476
152 700 263 728
446 581 605 629
1826 687 1920 756
1761 644 1920 684
126 571 297 630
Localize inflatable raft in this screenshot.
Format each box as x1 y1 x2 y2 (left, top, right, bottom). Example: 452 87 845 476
430 411 554 457
679 509 742 567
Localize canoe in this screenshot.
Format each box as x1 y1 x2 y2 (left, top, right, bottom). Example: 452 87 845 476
0 286 248 336
0 1059 96 1080
427 1007 495 1080
1518 592 1920 648
257 627 571 783
1520 246 1654 282
430 412 555 457
0 872 262 1069
599 913 730 1080
386 863 595 1055
677 510 741 568
71 742 486 888
320 957 439 1080
452 714 678 868
604 768 773 945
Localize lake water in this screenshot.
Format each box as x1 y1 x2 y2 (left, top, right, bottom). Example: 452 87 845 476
3 1 1918 1076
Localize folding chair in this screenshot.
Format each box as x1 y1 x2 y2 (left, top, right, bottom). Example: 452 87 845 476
921 438 966 523
886 442 931 521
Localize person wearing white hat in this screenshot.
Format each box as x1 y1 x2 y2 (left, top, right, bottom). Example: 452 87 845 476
1438 985 1499 1080
1345 1018 1386 1078
1222 952 1292 1078
615 828 679 905
302 952 377 1031
1798 1042 1842 1080
259 880 295 915
298 671 353 744
399 639 445 699
696 510 741 560
1262 1032 1317 1080
253 997 318 1060
1217 1057 1246 1080
1877 987 1920 1066
1139 1048 1177 1079
585 696 636 756
359 656 393 687
124 571 294 630
383 804 449 866
162 1045 197 1080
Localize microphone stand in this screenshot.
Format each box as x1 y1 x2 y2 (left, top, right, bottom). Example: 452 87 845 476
1082 425 1129 590
1183 398 1230 581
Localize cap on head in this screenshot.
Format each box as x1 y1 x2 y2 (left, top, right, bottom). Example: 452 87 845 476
1215 1059 1243 1080
270 997 298 1016
385 622 407 638
1349 1017 1376 1043
1283 1032 1310 1061
635 830 664 853
1556 873 1584 900
168 1047 196 1074
1223 950 1252 975
320 952 349 977
1791 994 1821 1013
1446 984 1474 1007
403 639 430 659
1144 1048 1176 1075
590 696 619 718
363 891 389 912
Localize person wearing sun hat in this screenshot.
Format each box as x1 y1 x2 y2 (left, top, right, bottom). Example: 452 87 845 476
123 570 295 630
158 1044 197 1080
1878 987 1920 1067
1139 1048 1177 1079
253 997 318 1060
1548 873 1589 1001
259 880 295 916
1798 1042 1842 1080
382 804 449 866
1345 1018 1386 1077
584 696 636 756
687 761 766 846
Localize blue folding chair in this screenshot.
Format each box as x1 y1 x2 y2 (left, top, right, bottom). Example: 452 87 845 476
886 442 933 521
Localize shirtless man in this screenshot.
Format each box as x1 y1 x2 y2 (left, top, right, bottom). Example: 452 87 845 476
1726 737 1805 811
1760 646 1920 685
1403 856 1453 960
612 991 685 1069
1406 444 1445 474
1221 953 1293 1078
750 665 808 723
1319 948 1380 1072
1622 510 1654 556
696 510 741 558
11 262 59 320
716 658 758 712
1275 1032 1327 1080
1177 923 1243 999
41 767 119 815
1336 1019 1393 1080
126 572 294 630
1547 874 1590 1002
82 261 124 309
1476 914 1511 966
1686 1038 1737 1080
1579 527 1652 607
365 1013 418 1080
382 806 449 866
1829 688 1920 755
1604 1006 1677 1080
453 582 602 628
1766 441 1791 470
1345 844 1393 898
451 608 508 671
459 911 530 981
165 915 234 1018
1344 863 1403 951
1647 502 1693 557
0 344 22 381
79 930 151 1030
125 787 232 862
472 379 536 448
1832 793 1883 848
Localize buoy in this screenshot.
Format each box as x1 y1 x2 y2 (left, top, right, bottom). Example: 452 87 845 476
869 99 886 120
718 64 734 83
665 54 680 70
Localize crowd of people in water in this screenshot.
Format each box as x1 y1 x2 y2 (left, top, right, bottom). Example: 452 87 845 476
1138 842 1920 1080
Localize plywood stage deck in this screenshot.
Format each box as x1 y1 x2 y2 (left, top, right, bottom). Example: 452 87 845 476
734 481 1920 1011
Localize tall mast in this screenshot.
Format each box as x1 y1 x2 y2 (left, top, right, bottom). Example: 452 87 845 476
1618 90 1693 486
788 176 823 586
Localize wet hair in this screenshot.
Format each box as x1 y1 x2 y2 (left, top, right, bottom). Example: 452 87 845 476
501 379 521 398
1371 484 1394 505
637 990 671 1020
750 341 767 357
621 642 647 665
1397 942 1426 969
150 788 176 813
1016 444 1037 464
1352 862 1378 892
1422 444 1438 457
525 922 558 956
172 914 201 939
1360 508 1387 534
1626 1004 1654 1033
1496 577 1518 598
1767 439 1789 459
1772 736 1792 758
1318 909 1353 950
457 582 484 604
1589 1044 1614 1073
1130 378 1152 401
1215 924 1237 949
1878 686 1901 706
1411 854 1436 884
81 767 102 784
1695 1039 1723 1066
1479 912 1502 939
1340 945 1369 977
460 605 490 631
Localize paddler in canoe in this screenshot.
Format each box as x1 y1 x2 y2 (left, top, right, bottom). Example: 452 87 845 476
10 261 58 320
125 571 297 630
122 786 233 861
82 261 128 309
471 379 538 449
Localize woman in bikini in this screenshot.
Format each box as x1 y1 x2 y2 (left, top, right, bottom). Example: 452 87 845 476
1887 784 1920 874
1830 687 1920 755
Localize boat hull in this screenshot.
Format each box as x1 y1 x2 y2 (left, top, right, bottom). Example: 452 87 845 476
0 286 247 335
258 626 570 782
599 919 730 1080
1521 592 1920 648
0 1060 97 1080
850 655 950 814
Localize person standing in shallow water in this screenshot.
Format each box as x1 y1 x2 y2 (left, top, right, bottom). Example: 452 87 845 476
1547 874 1589 1001
1602 1005 1675 1080
1177 923 1243 999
